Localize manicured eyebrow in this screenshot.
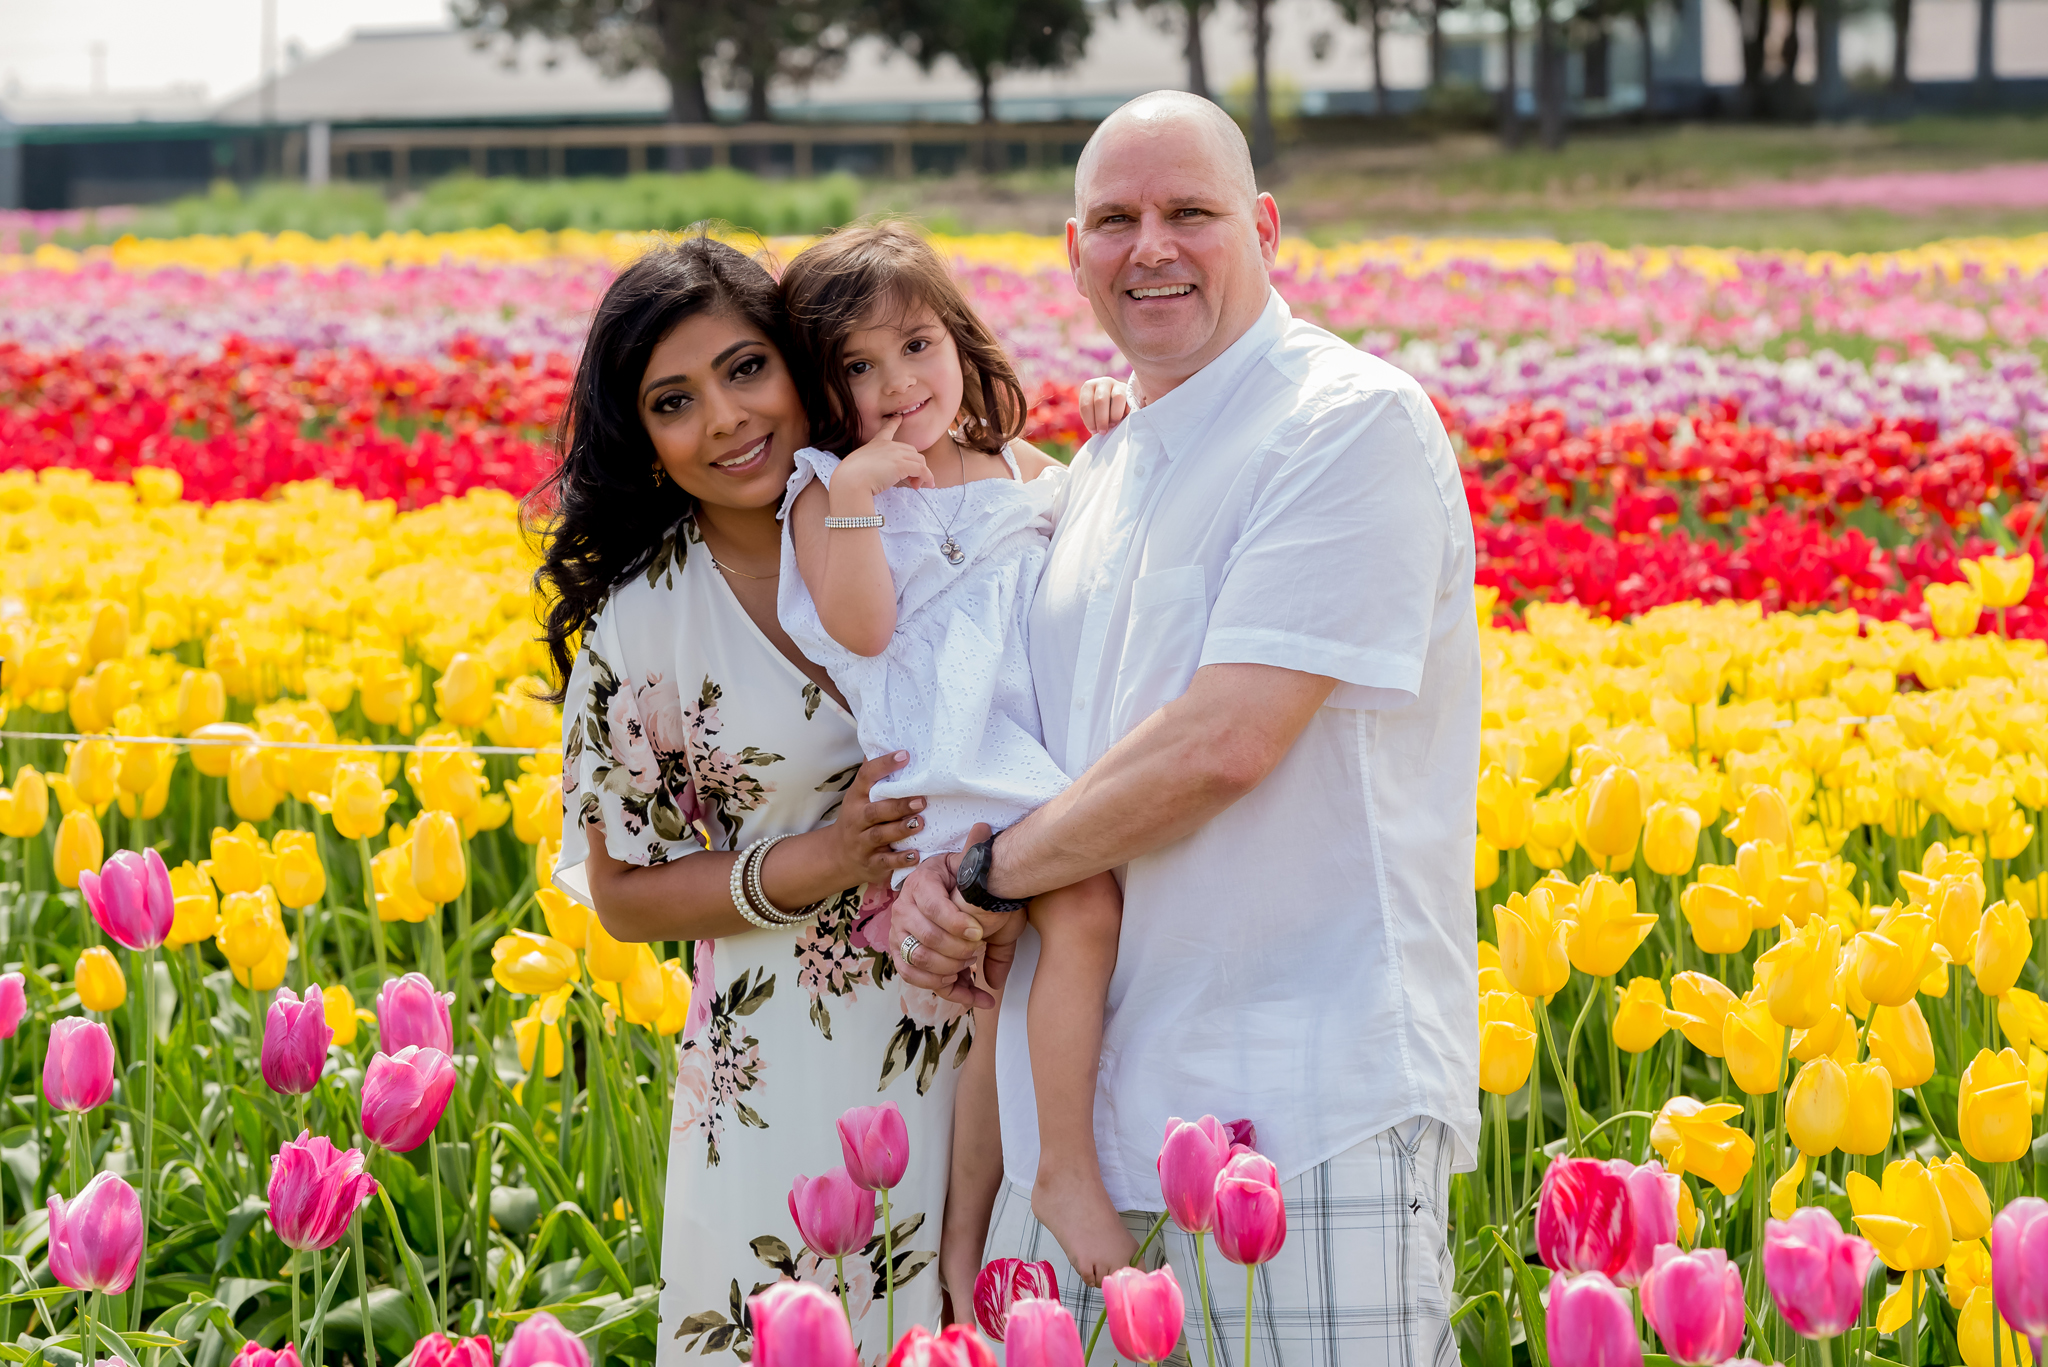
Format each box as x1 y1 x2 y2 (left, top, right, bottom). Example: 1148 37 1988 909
641 339 762 398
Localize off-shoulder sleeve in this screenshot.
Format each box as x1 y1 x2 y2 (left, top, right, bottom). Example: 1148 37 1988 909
553 596 705 907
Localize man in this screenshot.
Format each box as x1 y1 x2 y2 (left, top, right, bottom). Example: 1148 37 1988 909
894 90 1479 1366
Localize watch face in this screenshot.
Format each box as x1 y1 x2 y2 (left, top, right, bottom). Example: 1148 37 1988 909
959 841 991 894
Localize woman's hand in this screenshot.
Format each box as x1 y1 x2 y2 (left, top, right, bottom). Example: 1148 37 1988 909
1078 377 1130 436
836 415 933 498
825 750 926 889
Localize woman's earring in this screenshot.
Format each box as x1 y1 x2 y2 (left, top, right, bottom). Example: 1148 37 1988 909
651 462 667 487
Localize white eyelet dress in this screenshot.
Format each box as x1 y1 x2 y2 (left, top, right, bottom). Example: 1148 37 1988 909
776 446 1074 882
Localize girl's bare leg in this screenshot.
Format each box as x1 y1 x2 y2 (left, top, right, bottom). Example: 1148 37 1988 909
940 1002 1004 1323
1025 870 1135 1286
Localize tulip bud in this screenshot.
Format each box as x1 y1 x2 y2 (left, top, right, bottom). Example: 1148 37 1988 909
80 846 175 954
53 808 104 888
1929 1154 1993 1242
1565 875 1655 978
409 810 466 905
1926 580 1984 638
500 1310 590 1367
838 1100 911 1192
267 1129 377 1250
44 1016 116 1112
1102 1266 1184 1366
323 982 361 1048
1960 553 2034 610
1960 1286 2036 1367
973 1258 1058 1342
490 930 579 996
1213 1150 1286 1265
47 1171 143 1294
787 1166 875 1259
1578 765 1644 869
885 1325 998 1367
1536 1157 1636 1279
409 1335 493 1367
74 946 126 1013
584 908 640 984
1667 972 1738 1057
1003 1298 1085 1367
1157 1116 1234 1234
1643 800 1702 876
371 841 434 924
1546 1272 1644 1367
1959 1048 2033 1164
271 831 327 910
228 745 282 823
314 761 398 843
376 972 454 1054
747 1279 857 1367
1839 1061 1894 1156
1639 1245 1748 1366
1474 838 1500 891
217 886 285 970
1680 882 1755 956
535 886 589 949
0 973 24 1040
1868 1000 1936 1089
360 1046 457 1153
261 986 333 1096
1613 977 1671 1054
1476 764 1535 851
1610 1159 1680 1287
1764 1206 1879 1341
1973 900 2031 997
0 767 48 839
165 860 218 949
1495 886 1571 999
174 669 226 736
1993 1197 2048 1363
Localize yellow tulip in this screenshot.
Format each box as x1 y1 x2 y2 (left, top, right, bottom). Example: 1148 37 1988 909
492 679 562 751
1972 899 2031 997
311 761 397 843
271 830 327 910
1926 580 1984 639
1990 810 2036 861
1475 765 1535 851
321 983 360 1047
536 886 589 950
1854 908 1942 1008
1928 871 1989 960
53 808 103 887
2010 872 2047 920
303 667 356 715
1494 887 1571 999
227 746 282 823
115 751 173 821
1756 916 1841 1029
1948 1236 1993 1310
370 843 434 924
1724 992 1788 1095
1764 865 1831 930
65 737 119 808
1661 645 1724 708
1847 1158 1952 1271
1958 1047 2033 1163
1867 1000 1937 1089
1479 990 1538 1094
467 791 511 837
1474 839 1500 891
1680 881 1756 955
1563 875 1655 978
515 1000 567 1078
166 861 218 949
1785 1056 1849 1155
217 887 285 970
654 958 692 1035
1525 792 1577 869
1661 1099 1756 1197
1642 800 1702 876
537 835 560 891
584 910 640 984
1928 1153 1993 1242
507 769 562 846
619 944 666 1026
405 737 482 823
74 946 126 1013
174 668 225 736
1770 1151 1807 1220
491 930 580 995
2032 1046 2047 1116
84 601 127 667
1576 765 1644 868
2000 989 2048 1055
1959 553 2034 610
409 810 467 905
233 936 290 992
203 824 269 896
433 652 497 728
1959 1287 2035 1367
1841 1060 1894 1156
1724 783 1793 850
1612 977 1670 1054
187 722 255 779
1877 1272 1924 1336
1790 1001 1856 1063
356 651 419 727
0 767 48 839
1667 972 1738 1056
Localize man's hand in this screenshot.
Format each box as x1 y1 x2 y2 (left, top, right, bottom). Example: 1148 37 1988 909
891 823 1023 1008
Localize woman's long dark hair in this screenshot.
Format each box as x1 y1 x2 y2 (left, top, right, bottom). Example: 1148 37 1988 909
527 233 793 694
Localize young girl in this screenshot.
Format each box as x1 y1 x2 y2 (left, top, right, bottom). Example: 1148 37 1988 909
773 222 1134 1296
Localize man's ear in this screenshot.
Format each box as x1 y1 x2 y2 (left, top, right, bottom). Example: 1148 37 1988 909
1065 217 1083 291
1255 194 1281 267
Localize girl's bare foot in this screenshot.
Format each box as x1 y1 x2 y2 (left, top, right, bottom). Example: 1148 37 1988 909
1032 1163 1138 1287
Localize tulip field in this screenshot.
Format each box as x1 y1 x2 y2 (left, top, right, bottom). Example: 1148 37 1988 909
1 221 2048 1367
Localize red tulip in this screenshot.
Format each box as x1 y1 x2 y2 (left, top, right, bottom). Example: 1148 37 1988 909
838 1101 910 1191
1102 1266 1185 1365
78 847 174 951
375 972 453 1055
1003 1298 1084 1367
1610 1159 1680 1288
43 1016 116 1113
1763 1206 1877 1340
1538 1157 1638 1280
47 1171 143 1294
788 1166 875 1259
228 1342 304 1367
267 1130 378 1251
1994 1196 2048 1362
1158 1115 1234 1235
748 1279 857 1367
885 1324 998 1367
0 971 25 1039
1546 1272 1645 1367
411 1334 493 1367
1212 1150 1287 1265
500 1310 589 1367
1640 1245 1748 1366
360 1046 456 1153
972 1257 1058 1342
260 985 334 1096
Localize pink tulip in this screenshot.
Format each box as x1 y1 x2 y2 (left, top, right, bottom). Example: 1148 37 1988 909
228 1343 304 1367
884 1324 998 1367
1102 1266 1185 1365
1763 1206 1878 1340
375 973 453 1055
1547 1272 1645 1367
267 1130 378 1251
360 1046 456 1153
78 847 174 952
1158 1116 1234 1235
1610 1160 1680 1288
43 1016 116 1113
748 1280 857 1367
500 1310 589 1367
973 1257 1059 1342
1538 1157 1638 1280
411 1334 493 1367
788 1166 875 1259
1004 1299 1084 1367
0 972 25 1039
1212 1150 1287 1265
47 1171 143 1294
1640 1245 1748 1366
1994 1196 2048 1361
260 986 334 1096
838 1101 910 1191
1225 1118 1258 1151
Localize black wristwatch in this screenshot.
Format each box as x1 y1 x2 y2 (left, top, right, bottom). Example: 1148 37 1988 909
956 832 1027 915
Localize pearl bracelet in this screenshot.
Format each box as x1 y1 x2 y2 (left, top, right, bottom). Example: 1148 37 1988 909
729 835 820 929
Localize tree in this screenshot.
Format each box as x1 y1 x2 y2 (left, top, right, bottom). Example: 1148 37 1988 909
1496 0 1522 145
1974 0 1995 91
1333 0 1395 114
1241 0 1276 165
1135 0 1217 99
1889 0 1912 91
860 0 1091 123
455 0 720 123
1816 0 1845 116
719 0 859 122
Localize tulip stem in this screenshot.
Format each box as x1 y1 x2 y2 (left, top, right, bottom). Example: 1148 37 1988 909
353 1217 376 1367
81 1286 97 1367
1243 1263 1255 1367
832 1253 850 1328
65 1108 85 1196
357 838 387 979
429 1135 447 1332
881 1184 894 1343
1192 1231 1217 1367
133 944 155 1333
292 1246 304 1364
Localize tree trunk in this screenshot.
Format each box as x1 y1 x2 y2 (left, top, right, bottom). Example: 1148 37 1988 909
1370 0 1388 114
1634 8 1657 114
1249 0 1276 166
1183 0 1213 98
655 0 714 124
1976 0 1997 87
1537 1 1565 148
1777 0 1804 88
979 69 998 123
1889 0 1912 90
742 31 775 123
1739 0 1769 110
1429 0 1446 89
1499 0 1522 145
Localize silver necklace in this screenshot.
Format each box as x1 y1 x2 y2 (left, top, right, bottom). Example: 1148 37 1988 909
916 445 969 565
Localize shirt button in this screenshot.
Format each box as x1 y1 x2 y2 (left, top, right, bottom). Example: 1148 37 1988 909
1075 694 1090 710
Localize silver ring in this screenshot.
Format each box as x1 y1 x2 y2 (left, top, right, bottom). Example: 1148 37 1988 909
900 933 920 965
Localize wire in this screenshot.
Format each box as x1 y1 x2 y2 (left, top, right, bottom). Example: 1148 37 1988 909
0 728 544 756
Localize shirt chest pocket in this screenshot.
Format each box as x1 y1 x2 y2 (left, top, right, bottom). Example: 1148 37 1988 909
1108 565 1209 741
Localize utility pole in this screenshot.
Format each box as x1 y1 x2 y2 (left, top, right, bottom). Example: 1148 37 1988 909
260 0 277 176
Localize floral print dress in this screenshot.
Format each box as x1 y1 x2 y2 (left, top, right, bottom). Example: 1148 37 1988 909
554 515 970 1366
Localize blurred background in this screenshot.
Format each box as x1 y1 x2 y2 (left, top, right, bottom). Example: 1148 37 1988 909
1 0 2044 251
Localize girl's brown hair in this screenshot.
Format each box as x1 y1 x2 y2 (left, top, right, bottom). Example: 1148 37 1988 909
780 220 1027 458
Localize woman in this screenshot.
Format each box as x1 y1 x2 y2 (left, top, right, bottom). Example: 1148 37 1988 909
535 235 969 1364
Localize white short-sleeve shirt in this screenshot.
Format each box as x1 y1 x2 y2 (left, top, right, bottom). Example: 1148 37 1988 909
1000 288 1483 1210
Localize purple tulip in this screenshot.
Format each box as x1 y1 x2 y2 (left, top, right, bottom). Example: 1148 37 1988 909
1640 1245 1748 1366
787 1166 875 1259
1610 1159 1680 1288
1994 1197 2048 1363
43 1016 115 1113
410 1335 493 1367
837 1101 909 1191
1157 1115 1234 1235
748 1279 857 1367
360 1046 456 1153
78 847 174 952
228 1342 303 1367
267 1130 378 1251
500 1310 589 1367
259 985 333 1096
47 1171 143 1294
375 972 453 1055
1102 1266 1184 1365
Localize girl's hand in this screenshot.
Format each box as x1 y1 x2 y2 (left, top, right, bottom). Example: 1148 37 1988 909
836 415 933 499
1078 377 1130 435
827 750 926 888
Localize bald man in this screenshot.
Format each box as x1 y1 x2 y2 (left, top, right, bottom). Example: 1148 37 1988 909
894 92 1479 1366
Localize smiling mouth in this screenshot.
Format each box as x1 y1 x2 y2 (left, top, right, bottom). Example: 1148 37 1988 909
887 397 930 419
1128 284 1195 299
711 436 771 470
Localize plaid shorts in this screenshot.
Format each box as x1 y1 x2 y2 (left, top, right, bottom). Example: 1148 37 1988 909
983 1118 1459 1367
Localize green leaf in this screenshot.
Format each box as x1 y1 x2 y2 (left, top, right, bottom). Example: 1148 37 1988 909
488 1121 572 1209
375 1186 437 1340
554 1203 633 1298
301 1243 354 1351
1486 1228 1549 1367
0 1288 70 1307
